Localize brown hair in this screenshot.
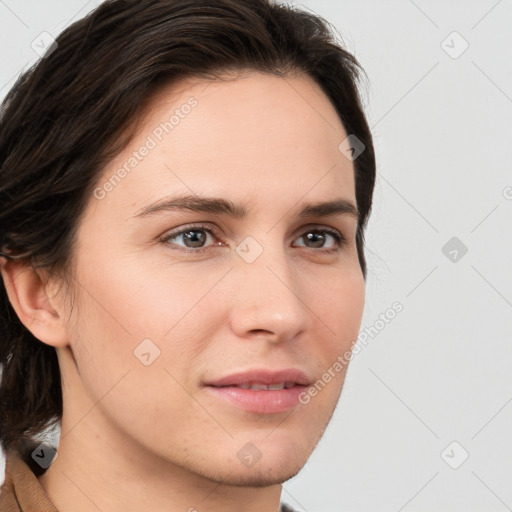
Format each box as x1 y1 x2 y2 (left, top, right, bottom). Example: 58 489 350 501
0 0 376 451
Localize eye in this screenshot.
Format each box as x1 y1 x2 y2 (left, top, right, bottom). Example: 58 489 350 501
160 224 221 253
293 228 345 253
159 224 346 255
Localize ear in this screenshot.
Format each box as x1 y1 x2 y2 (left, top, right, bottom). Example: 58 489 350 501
0 257 69 347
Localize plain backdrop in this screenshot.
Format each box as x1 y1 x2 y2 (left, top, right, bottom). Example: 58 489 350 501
1 1 511 511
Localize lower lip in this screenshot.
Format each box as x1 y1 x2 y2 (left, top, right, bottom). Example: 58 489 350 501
204 385 306 414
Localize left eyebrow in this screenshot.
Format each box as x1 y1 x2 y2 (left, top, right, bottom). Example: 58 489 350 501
133 193 359 221
298 198 359 221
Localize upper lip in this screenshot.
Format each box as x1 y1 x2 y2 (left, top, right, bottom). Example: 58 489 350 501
204 368 312 387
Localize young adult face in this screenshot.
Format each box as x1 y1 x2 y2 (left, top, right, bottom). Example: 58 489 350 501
33 71 365 490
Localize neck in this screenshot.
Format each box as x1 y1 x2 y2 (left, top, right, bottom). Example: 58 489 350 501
37 348 283 512
38 416 283 512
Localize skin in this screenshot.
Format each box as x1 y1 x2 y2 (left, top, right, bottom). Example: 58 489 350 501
1 71 365 512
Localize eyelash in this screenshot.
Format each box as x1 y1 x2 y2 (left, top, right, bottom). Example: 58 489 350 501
159 223 346 255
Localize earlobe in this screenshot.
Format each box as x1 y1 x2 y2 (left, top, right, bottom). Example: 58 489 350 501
0 258 69 348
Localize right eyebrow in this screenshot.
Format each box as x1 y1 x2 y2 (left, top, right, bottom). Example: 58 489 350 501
132 193 359 222
133 193 248 219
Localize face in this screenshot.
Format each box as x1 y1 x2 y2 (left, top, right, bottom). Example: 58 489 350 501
58 71 365 486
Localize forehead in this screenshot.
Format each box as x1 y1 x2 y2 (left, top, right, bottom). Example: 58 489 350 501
87 71 355 221
142 70 349 161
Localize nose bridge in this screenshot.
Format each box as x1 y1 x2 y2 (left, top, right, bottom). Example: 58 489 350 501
229 234 310 340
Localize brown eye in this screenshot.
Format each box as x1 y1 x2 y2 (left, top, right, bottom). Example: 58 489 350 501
160 224 345 255
161 224 221 253
172 228 209 248
293 228 345 252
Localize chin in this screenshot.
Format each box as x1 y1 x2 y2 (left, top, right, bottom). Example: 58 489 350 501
191 456 307 488
228 467 304 488
180 432 320 488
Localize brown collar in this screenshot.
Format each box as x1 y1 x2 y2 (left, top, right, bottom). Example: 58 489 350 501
0 444 297 512
0 445 58 512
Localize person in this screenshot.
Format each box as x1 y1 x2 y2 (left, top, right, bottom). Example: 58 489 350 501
0 0 376 510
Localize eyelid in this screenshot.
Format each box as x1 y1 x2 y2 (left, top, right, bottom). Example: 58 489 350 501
159 223 221 253
159 222 346 254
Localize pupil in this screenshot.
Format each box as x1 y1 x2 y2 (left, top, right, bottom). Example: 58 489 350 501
306 232 324 248
185 230 205 248
181 230 327 249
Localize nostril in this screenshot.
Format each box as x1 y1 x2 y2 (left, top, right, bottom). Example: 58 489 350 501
250 329 273 335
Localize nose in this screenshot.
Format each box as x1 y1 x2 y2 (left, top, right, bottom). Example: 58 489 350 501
228 242 312 344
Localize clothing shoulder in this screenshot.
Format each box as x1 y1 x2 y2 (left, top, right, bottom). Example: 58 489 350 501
279 503 300 512
0 443 58 512
0 443 299 512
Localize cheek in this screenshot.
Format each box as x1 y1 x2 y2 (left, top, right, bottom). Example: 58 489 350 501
67 253 225 393
306 267 364 399
72 247 224 340
313 265 365 347
64 264 213 447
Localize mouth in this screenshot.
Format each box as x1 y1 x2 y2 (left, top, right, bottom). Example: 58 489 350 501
203 369 312 414
225 382 297 390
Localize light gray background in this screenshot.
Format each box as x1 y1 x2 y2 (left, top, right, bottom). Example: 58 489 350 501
1 1 511 511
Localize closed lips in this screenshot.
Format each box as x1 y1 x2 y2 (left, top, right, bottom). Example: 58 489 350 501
203 369 312 414
219 382 298 390
204 368 312 388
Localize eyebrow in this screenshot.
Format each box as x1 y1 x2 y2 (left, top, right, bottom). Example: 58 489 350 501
133 193 359 221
